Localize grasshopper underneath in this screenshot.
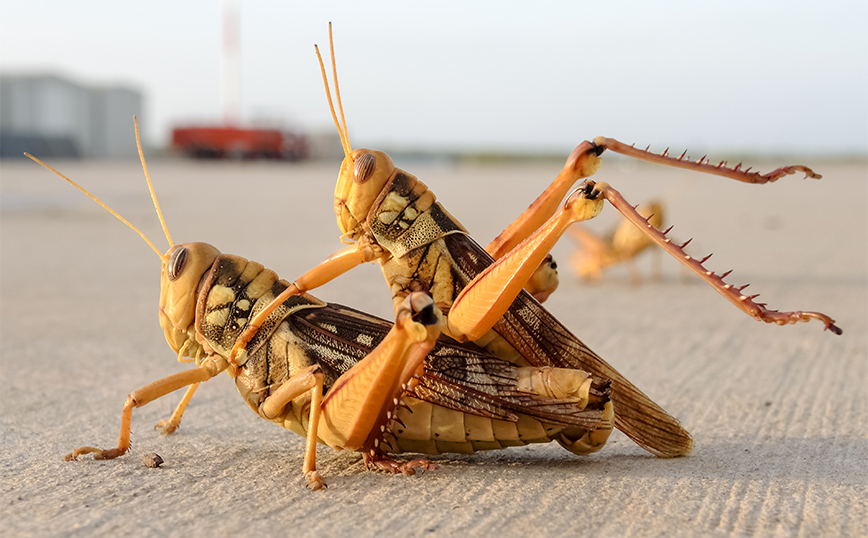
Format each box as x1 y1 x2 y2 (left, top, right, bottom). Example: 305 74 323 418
30 124 617 490
230 25 841 475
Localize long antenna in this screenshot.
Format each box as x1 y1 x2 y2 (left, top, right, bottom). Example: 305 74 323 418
134 117 174 247
328 22 350 153
24 153 168 261
315 23 351 157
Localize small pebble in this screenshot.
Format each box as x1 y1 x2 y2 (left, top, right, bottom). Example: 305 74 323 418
143 453 164 468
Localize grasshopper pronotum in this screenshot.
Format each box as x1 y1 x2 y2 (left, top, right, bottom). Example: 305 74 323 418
31 122 622 490
230 24 841 472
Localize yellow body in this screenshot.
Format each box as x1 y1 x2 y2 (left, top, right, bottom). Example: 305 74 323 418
159 244 613 461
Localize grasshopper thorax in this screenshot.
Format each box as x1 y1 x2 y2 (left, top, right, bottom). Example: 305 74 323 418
334 149 396 240
159 242 221 356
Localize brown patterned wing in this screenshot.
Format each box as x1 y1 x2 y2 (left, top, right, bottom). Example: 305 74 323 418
444 233 694 457
290 303 608 430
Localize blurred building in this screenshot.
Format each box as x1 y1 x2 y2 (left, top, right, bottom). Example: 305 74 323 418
0 73 142 159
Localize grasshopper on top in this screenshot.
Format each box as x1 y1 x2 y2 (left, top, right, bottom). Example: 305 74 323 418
227 25 839 464
314 23 839 336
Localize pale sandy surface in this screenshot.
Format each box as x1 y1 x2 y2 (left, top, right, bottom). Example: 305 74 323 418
1 156 866 537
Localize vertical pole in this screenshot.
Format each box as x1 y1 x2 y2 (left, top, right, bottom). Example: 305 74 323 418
222 0 241 126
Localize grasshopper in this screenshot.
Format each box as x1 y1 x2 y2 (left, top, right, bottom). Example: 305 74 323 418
231 25 841 466
569 201 665 284
30 123 616 490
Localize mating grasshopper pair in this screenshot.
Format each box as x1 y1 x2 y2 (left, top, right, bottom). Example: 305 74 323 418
32 143 614 491
37 26 840 490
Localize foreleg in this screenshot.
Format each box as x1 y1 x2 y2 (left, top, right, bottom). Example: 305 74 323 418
65 356 228 462
229 244 374 368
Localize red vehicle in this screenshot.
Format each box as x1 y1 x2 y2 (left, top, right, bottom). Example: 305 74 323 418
172 126 309 161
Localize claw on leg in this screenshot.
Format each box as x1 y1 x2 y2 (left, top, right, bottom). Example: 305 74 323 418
154 420 177 435
363 451 439 476
305 470 327 491
64 446 127 461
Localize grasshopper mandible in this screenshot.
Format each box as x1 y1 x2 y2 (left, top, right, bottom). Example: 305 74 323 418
31 122 617 490
231 25 841 464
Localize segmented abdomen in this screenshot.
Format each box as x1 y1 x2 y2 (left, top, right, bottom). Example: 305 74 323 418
195 255 615 457
384 396 584 454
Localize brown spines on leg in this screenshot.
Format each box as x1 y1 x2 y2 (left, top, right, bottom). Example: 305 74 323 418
594 136 822 184
598 185 841 334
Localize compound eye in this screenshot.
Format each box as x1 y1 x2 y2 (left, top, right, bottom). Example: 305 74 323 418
167 247 188 281
353 152 377 184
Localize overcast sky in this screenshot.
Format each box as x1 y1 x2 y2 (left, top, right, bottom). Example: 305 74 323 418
2 1 866 155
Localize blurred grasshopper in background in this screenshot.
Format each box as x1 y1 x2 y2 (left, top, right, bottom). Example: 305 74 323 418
231 23 841 476
569 201 665 284
30 124 615 491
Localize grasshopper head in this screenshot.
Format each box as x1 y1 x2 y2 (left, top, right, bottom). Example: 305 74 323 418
159 242 221 355
334 149 396 240
27 126 227 361
317 27 398 241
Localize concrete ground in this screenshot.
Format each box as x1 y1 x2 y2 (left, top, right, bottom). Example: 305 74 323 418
1 155 865 537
